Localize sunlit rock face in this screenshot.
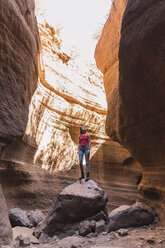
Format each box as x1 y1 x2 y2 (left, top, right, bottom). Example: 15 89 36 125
96 0 165 223
0 0 139 212
24 22 124 172
95 0 128 142
0 0 39 146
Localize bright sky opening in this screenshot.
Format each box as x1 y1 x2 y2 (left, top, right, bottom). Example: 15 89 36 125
36 0 111 62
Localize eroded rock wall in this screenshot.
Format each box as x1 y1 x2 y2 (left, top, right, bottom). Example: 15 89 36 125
96 0 165 222
0 0 140 213
119 0 165 223
0 0 39 146
1 21 130 173
95 0 127 142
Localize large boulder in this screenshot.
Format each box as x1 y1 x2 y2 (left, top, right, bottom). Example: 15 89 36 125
108 202 155 232
0 184 13 245
34 180 108 239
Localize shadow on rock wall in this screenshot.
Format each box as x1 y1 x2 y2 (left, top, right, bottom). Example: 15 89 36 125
90 140 142 211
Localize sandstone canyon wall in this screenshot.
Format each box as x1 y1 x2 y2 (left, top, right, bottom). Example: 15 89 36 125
0 0 39 147
95 0 165 223
0 0 141 213
1 19 130 173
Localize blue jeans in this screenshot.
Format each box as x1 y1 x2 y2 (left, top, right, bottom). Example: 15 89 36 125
79 145 90 173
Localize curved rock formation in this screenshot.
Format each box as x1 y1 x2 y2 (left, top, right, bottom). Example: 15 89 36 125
0 0 141 214
0 0 39 146
1 20 130 173
95 0 165 222
95 0 128 142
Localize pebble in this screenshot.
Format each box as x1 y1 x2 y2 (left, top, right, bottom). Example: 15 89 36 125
117 228 129 237
146 237 155 244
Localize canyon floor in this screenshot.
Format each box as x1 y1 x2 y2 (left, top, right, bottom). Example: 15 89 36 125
10 222 165 248
1 162 163 248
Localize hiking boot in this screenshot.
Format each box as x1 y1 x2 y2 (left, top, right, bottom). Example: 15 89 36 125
79 170 84 181
85 172 90 181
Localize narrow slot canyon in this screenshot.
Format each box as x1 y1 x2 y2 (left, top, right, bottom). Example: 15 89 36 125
0 0 165 247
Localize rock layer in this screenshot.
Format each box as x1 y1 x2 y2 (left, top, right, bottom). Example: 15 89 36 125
1 20 130 173
95 0 128 142
0 0 141 216
95 0 165 222
119 0 165 222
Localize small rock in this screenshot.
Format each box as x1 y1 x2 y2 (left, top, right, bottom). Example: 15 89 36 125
13 226 39 244
107 232 118 241
101 231 108 235
8 208 31 227
87 232 98 238
16 234 30 247
95 220 107 234
51 235 59 241
26 210 45 227
88 210 108 223
39 233 49 244
89 220 96 233
117 228 129 237
78 221 91 236
159 239 165 244
146 237 155 244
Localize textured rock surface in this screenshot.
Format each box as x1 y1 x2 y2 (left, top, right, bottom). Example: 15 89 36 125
8 208 31 227
26 209 45 227
96 0 165 222
108 202 155 232
1 21 108 172
0 158 141 215
13 226 38 244
0 184 13 245
119 0 165 223
95 0 128 142
0 0 141 217
34 180 107 238
1 17 130 173
0 0 39 146
78 221 91 236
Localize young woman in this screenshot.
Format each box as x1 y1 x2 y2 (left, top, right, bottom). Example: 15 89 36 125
78 126 90 181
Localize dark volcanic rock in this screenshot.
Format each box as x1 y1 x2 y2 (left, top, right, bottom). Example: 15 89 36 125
0 184 13 245
108 202 155 232
34 180 108 239
8 208 31 227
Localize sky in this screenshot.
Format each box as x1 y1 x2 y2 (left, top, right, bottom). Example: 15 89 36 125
36 0 111 62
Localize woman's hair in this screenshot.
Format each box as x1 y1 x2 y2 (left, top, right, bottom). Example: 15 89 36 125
80 126 86 134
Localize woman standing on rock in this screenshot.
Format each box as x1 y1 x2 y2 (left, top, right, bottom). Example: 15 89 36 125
78 126 90 181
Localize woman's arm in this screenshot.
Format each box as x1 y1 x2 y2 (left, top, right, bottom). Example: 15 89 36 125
77 135 80 153
88 134 91 153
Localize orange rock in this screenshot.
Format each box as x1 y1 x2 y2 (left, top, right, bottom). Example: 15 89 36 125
96 0 165 223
